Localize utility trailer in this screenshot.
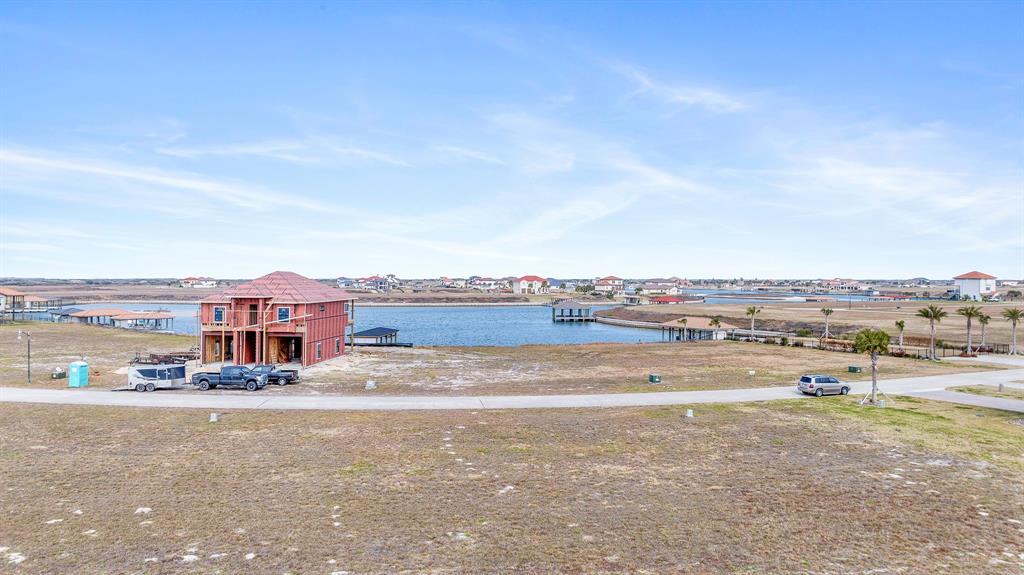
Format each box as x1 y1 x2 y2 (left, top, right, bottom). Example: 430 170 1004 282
127 363 188 392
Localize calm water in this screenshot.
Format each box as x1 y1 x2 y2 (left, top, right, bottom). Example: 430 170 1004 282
56 291 880 345
59 303 662 345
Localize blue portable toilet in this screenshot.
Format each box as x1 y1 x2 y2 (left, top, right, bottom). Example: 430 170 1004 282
68 361 89 388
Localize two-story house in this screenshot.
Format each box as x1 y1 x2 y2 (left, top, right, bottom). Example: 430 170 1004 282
512 275 548 295
200 271 356 367
954 271 997 300
594 276 625 294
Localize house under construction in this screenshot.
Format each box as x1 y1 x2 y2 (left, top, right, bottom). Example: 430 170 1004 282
200 271 356 367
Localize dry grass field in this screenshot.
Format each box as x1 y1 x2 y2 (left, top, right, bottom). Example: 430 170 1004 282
0 398 1021 574
0 323 998 395
293 341 998 396
603 300 1023 346
0 322 194 388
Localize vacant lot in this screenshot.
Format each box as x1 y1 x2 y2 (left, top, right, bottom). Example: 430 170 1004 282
602 300 1022 346
294 340 997 396
0 323 997 395
0 398 1021 574
0 322 194 388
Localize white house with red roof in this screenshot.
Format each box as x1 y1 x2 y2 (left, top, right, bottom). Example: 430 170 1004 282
594 276 625 294
470 277 500 291
200 271 356 367
954 271 997 300
513 275 548 295
179 276 217 288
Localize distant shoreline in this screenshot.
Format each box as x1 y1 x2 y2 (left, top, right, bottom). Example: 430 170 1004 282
59 299 552 308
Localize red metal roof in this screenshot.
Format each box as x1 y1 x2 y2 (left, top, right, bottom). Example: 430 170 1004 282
517 275 547 282
954 271 996 280
203 271 355 303
650 296 685 302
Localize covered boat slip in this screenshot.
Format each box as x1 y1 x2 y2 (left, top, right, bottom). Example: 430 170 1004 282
551 300 594 322
660 317 736 342
63 308 175 331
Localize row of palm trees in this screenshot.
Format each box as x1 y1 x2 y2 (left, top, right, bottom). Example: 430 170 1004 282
742 304 1024 358
915 305 1023 358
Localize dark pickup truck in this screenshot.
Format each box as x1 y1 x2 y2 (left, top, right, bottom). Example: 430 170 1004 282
251 364 299 386
191 366 268 391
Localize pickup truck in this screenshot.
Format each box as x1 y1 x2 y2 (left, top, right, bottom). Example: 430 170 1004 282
251 364 299 386
191 366 268 391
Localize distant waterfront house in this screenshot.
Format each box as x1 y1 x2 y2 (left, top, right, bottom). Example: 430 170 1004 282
819 278 865 292
470 277 499 291
594 276 625 294
954 271 997 300
180 277 217 288
352 327 400 345
623 295 646 306
513 275 548 295
357 275 390 292
0 287 26 312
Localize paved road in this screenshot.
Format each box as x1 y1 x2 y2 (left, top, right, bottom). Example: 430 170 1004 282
908 390 1024 413
2 362 1023 412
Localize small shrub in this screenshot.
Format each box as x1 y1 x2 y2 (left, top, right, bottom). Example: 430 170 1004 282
796 328 813 337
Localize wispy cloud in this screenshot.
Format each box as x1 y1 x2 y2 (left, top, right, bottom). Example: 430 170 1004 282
431 144 505 165
612 63 746 113
157 140 318 164
327 145 411 167
158 139 411 167
0 148 330 212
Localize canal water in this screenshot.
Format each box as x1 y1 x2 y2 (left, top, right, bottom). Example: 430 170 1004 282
56 292 877 346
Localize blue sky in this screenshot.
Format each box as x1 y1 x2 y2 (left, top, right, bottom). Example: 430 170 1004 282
1 1 1021 279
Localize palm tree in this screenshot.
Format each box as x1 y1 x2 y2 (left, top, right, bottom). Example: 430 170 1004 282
894 320 906 351
854 328 891 405
820 308 834 339
957 305 982 355
915 305 947 360
709 317 721 329
1004 308 1023 355
678 317 688 341
745 306 762 337
978 313 991 349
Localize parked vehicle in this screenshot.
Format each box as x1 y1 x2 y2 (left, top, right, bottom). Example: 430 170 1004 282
797 374 849 397
250 364 299 385
191 366 268 391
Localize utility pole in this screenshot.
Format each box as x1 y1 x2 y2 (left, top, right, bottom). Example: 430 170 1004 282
17 330 31 384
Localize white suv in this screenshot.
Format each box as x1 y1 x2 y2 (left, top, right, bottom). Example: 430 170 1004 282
797 375 849 397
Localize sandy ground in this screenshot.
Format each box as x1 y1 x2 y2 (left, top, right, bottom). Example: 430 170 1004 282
0 323 999 395
0 397 1021 574
602 300 1023 346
